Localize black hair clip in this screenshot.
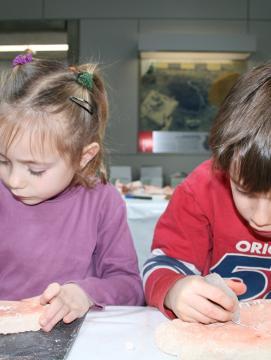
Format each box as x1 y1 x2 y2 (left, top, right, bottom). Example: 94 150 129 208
69 96 94 115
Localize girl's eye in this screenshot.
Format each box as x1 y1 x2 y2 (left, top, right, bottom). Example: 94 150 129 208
0 159 8 165
28 169 46 177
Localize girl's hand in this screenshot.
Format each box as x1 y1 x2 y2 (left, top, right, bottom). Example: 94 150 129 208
164 275 245 324
39 282 93 332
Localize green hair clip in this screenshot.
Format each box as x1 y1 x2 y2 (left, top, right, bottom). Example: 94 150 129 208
77 72 93 91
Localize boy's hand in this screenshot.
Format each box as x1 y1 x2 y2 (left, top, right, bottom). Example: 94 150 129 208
39 282 93 332
164 275 244 324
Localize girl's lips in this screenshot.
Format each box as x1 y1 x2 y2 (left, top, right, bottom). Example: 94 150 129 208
12 193 29 200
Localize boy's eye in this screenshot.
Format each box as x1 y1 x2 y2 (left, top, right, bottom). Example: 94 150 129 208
28 169 46 176
236 188 248 194
0 159 8 165
236 187 255 198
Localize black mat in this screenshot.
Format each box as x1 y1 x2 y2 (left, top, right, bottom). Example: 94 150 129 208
0 316 85 360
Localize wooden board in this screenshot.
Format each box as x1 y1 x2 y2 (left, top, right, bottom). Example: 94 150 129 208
0 316 85 360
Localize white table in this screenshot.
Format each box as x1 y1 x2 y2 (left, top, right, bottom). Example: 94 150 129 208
67 306 172 360
125 198 168 269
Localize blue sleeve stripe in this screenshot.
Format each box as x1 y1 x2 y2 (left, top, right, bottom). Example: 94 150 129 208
142 255 196 277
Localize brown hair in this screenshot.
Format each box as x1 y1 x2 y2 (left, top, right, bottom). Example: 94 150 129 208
0 56 109 187
209 62 271 193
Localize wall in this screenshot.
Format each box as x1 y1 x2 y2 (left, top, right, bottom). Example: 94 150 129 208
1 0 271 183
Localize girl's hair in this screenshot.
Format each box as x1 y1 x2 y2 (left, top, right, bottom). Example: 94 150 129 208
209 62 271 193
0 55 109 188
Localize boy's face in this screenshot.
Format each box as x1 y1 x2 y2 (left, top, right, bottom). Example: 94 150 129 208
230 178 271 237
0 131 76 205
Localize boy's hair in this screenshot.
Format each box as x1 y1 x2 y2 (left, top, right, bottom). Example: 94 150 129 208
0 56 109 188
209 62 271 193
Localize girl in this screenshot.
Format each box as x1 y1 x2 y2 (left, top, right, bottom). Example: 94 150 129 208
0 53 144 332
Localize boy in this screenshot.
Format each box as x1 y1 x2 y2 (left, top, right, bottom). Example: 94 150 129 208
143 63 271 323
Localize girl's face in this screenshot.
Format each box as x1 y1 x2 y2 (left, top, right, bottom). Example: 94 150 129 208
0 131 76 205
230 178 271 237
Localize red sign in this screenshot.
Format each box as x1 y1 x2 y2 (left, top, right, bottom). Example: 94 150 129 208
138 131 153 153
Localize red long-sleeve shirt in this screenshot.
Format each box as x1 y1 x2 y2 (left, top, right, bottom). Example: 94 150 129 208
143 159 271 318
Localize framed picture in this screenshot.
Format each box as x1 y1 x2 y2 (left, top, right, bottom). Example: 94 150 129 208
139 55 247 153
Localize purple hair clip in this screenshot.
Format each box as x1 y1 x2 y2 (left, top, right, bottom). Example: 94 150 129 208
12 53 33 67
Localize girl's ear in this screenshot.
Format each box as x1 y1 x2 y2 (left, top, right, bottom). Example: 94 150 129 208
80 142 100 169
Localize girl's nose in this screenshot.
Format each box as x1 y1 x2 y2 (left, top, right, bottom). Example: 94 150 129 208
250 198 271 228
7 169 25 190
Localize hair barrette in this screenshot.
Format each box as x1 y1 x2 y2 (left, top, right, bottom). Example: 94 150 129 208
12 53 33 67
77 72 93 91
69 96 94 115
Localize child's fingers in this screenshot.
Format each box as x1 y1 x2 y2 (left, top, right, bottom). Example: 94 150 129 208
203 284 236 313
41 305 70 332
40 296 69 326
63 310 78 324
175 301 217 324
191 280 236 314
40 282 61 305
39 296 65 325
226 279 247 296
21 295 40 303
190 293 234 323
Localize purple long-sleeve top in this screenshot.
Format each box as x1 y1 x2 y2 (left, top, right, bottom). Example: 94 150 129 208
0 180 144 306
